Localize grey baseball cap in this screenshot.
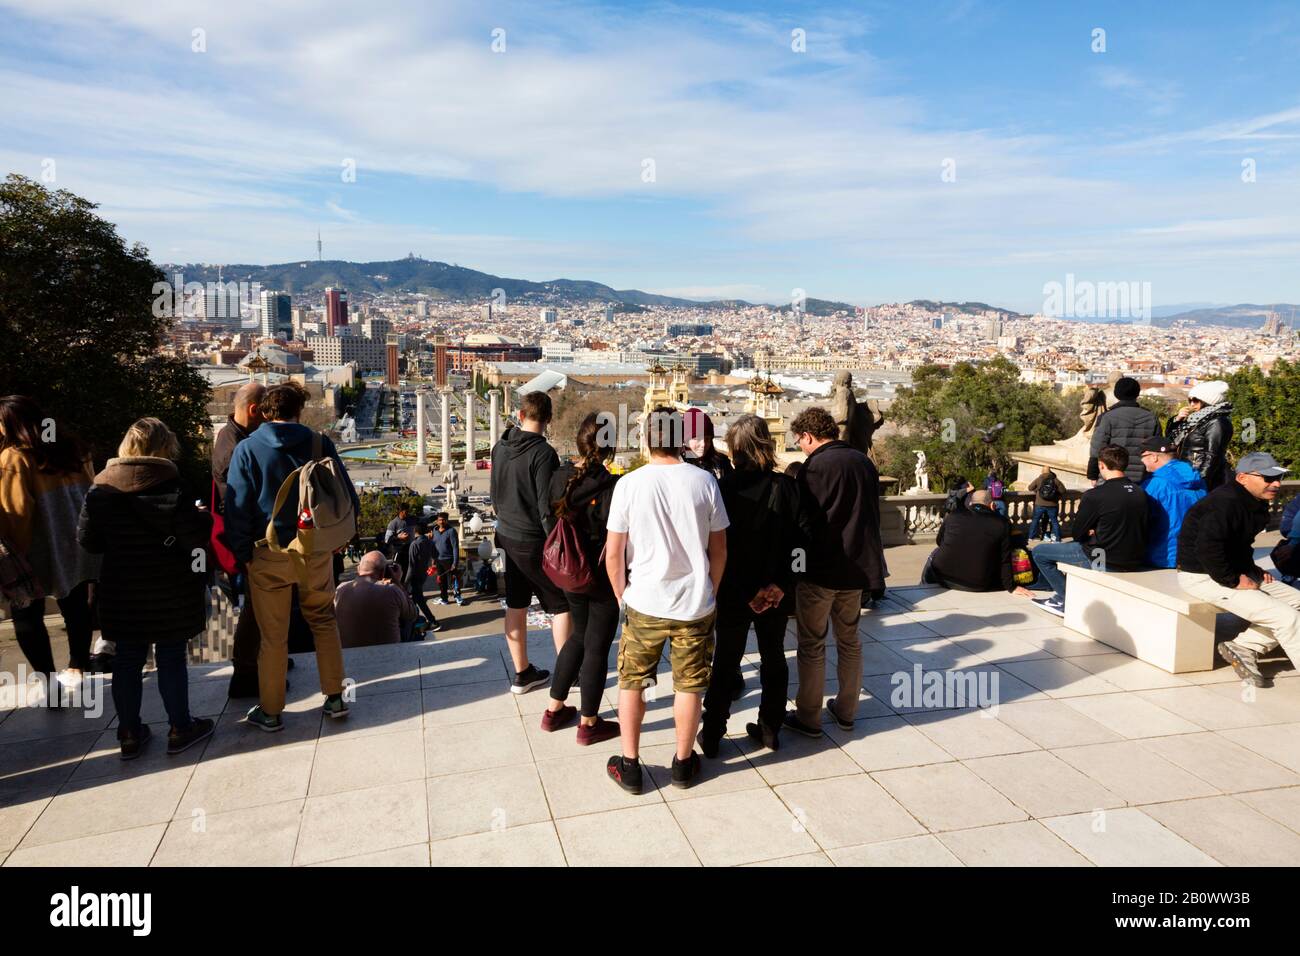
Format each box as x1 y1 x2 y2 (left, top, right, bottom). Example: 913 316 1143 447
1236 452 1289 478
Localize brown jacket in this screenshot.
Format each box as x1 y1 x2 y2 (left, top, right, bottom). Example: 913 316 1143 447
0 445 100 597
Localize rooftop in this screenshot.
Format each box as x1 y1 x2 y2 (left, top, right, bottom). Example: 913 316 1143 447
3 542 1298 867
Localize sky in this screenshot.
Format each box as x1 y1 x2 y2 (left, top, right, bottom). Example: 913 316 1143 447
2 0 1299 312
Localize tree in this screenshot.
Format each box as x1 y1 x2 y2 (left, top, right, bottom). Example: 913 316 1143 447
0 175 212 487
877 356 1066 490
1227 360 1300 468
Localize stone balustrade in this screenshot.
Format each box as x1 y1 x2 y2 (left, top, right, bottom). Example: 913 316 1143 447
880 479 1300 546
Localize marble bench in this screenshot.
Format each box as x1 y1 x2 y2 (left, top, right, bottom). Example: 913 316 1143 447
1058 565 1267 674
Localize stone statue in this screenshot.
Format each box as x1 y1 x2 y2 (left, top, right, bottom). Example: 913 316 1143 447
1079 387 1107 435
441 466 460 513
829 370 885 456
909 449 929 494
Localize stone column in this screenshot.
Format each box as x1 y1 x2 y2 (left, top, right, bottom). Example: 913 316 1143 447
488 389 501 447
502 382 512 422
439 386 452 469
415 388 427 465
464 389 476 467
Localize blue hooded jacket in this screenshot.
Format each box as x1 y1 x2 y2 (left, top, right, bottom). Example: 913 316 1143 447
224 422 359 564
1142 458 1207 568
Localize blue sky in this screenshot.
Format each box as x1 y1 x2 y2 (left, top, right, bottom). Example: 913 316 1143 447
2 0 1299 311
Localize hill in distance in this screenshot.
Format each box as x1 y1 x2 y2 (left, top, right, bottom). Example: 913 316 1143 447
1153 303 1299 329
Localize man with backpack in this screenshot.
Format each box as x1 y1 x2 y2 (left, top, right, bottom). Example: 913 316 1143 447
984 470 1007 517
1027 465 1063 541
225 381 360 732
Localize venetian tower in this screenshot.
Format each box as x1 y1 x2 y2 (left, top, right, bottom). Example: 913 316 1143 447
745 373 787 450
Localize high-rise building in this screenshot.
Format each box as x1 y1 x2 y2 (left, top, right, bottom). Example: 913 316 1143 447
984 316 1003 342
324 287 348 335
541 308 558 323
481 303 495 322
200 282 240 321
604 303 616 322
432 334 449 386
416 300 428 318
664 322 714 337
259 290 292 340
386 334 400 386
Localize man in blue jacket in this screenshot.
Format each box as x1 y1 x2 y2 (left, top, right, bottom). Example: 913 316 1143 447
225 381 360 732
1139 434 1207 569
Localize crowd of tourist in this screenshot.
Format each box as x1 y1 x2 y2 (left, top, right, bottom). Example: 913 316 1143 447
1 371 1297 786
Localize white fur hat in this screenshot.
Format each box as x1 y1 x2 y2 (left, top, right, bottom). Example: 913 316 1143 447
1188 380 1229 405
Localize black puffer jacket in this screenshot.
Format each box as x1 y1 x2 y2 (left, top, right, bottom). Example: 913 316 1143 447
548 461 619 593
1170 406 1233 491
77 457 212 644
1087 400 1160 483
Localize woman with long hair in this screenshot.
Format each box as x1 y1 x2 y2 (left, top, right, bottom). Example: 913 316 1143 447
78 418 214 758
0 395 100 701
699 414 801 755
538 412 622 745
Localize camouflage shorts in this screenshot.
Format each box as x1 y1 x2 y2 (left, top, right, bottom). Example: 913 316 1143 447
618 606 716 694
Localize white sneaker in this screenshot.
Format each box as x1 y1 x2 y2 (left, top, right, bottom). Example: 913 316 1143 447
431 598 445 606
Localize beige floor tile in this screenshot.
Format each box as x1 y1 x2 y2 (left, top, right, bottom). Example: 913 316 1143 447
319 688 422 739
742 851 835 866
856 640 914 676
1206 679 1300 724
426 764 550 841
71 721 206 784
4 822 165 866
0 796 49 853
995 699 1122 749
1053 741 1220 804
824 715 954 771
1067 653 1192 691
1043 807 1219 866
176 742 316 817
1236 786 1300 833
668 788 818 866
641 739 766 802
885 636 989 670
0 698 116 744
422 680 518 726
998 659 1124 699
294 779 428 865
420 652 509 689
736 725 863 785
827 835 962 866
938 820 1091 866
152 800 302 866
1015 626 1117 658
1137 686 1275 731
429 820 566 866
909 607 1056 637
556 803 698 866
905 709 1039 759
1142 732 1300 793
424 716 532 777
1142 795 1300 866
537 748 663 818
20 765 194 848
948 631 1056 664
774 774 925 849
965 751 1125 817
872 763 1027 831
309 842 430 866
310 729 424 796
1220 723 1300 774
860 615 941 642
1063 693 1203 739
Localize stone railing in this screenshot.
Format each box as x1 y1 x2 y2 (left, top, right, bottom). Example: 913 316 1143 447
880 480 1300 547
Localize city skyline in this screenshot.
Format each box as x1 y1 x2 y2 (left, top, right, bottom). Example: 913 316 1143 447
3 0 1300 312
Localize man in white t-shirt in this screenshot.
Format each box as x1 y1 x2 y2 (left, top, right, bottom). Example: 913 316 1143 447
604 407 729 794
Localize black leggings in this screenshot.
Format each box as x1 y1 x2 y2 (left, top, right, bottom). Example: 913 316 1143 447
703 606 789 736
549 589 620 717
10 580 93 676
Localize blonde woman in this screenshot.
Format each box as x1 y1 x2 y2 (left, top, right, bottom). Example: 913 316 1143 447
78 418 214 759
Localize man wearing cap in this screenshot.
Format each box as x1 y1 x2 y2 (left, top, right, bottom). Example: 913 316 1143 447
1088 376 1160 485
1168 380 1233 491
1140 434 1206 569
1176 452 1299 687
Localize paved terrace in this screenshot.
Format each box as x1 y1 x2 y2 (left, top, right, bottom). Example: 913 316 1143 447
2 544 1300 867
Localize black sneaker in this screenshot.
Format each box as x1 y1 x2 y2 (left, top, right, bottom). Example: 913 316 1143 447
1032 596 1066 618
1217 641 1272 688
782 712 823 739
826 698 854 732
167 717 215 755
118 723 152 761
511 664 550 695
697 726 723 759
746 720 780 752
671 751 701 789
427 622 444 634
606 755 643 794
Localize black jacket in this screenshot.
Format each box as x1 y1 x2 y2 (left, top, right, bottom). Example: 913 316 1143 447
407 534 434 584
929 505 1014 593
718 469 802 612
1171 408 1233 491
210 415 252 512
1072 476 1149 570
795 440 885 591
1176 479 1269 586
548 461 619 593
1087 400 1160 483
490 426 561 543
77 457 212 644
